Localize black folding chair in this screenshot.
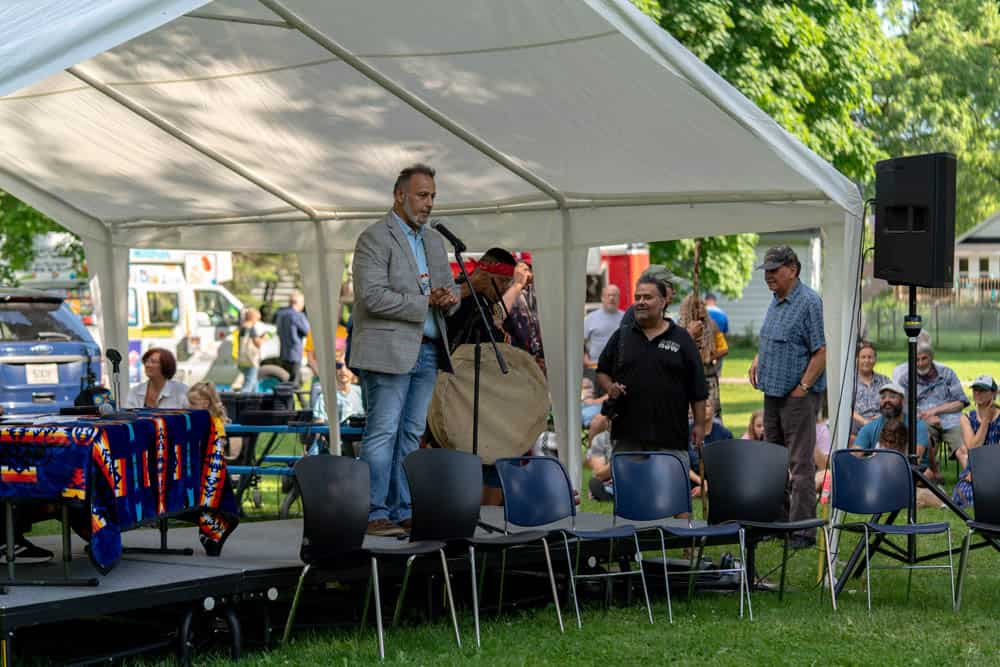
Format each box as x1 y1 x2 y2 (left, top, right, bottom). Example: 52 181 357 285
703 439 834 607
612 451 752 622
829 448 955 612
957 446 1000 610
282 455 459 660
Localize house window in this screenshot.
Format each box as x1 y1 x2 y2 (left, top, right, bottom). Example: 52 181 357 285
959 257 969 273
980 258 990 277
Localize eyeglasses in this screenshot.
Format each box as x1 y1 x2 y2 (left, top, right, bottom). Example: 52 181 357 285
335 362 344 369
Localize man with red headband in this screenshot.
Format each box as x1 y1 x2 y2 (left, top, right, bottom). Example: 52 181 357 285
446 247 525 349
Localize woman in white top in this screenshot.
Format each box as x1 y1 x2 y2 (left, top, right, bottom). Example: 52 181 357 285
126 347 190 409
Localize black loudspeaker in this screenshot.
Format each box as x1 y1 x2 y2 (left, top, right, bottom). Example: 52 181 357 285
874 152 957 287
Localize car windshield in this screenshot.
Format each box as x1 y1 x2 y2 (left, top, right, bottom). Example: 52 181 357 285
0 302 85 342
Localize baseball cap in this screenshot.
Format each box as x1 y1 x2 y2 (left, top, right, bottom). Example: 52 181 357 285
971 375 998 391
756 245 799 271
879 382 905 398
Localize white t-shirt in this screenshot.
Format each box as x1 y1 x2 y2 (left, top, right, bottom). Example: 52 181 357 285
584 308 624 361
126 379 190 409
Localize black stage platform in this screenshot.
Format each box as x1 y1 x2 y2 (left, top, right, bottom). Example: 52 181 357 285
0 509 740 664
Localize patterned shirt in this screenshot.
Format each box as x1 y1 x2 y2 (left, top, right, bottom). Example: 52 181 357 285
894 362 969 432
854 372 891 421
757 280 826 397
391 211 440 340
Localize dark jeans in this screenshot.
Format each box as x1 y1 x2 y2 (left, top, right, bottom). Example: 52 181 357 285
764 392 819 533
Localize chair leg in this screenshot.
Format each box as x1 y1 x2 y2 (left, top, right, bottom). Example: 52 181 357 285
391 555 417 628
778 535 789 602
468 546 480 649
864 526 873 613
371 557 385 661
824 527 837 612
633 534 653 624
561 533 582 629
738 528 753 621
956 528 973 612
946 527 956 611
281 563 311 644
657 530 673 624
541 538 565 633
439 549 462 649
498 549 507 615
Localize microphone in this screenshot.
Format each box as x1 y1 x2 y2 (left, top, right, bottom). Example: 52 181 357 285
106 348 122 371
431 221 466 253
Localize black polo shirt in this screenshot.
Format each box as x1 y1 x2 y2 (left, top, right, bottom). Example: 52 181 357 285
597 319 708 448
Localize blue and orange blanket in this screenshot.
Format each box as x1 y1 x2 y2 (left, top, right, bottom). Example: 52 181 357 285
0 409 238 573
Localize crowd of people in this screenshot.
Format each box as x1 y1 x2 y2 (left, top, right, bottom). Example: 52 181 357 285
117 162 995 543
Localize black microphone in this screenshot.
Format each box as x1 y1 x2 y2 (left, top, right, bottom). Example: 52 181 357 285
106 348 122 372
431 221 466 253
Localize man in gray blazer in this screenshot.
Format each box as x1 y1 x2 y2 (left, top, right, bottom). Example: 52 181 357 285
350 163 459 536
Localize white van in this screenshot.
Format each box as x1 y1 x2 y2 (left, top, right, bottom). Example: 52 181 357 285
126 265 278 386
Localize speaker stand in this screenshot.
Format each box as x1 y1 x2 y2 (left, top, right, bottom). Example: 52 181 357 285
834 285 1000 595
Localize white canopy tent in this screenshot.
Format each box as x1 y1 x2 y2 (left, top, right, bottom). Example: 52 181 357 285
0 0 862 487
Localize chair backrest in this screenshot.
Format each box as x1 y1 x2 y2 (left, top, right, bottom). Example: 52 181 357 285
293 455 370 563
612 451 691 522
404 448 482 541
831 448 912 515
495 456 575 529
970 446 1000 525
703 439 787 524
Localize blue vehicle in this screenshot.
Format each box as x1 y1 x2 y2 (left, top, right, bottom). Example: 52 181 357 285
0 288 102 416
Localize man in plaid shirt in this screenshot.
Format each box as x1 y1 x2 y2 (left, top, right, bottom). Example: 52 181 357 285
748 246 827 549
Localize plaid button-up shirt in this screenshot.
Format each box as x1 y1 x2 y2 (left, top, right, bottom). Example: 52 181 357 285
757 280 826 397
894 362 969 432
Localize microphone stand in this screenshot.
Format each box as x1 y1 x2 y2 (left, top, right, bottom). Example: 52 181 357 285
451 248 509 458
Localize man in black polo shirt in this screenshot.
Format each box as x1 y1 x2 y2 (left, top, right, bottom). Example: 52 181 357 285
597 274 708 455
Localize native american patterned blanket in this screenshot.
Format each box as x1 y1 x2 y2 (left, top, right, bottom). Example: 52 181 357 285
0 409 238 573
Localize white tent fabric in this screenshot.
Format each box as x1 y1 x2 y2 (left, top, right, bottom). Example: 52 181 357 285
0 0 862 487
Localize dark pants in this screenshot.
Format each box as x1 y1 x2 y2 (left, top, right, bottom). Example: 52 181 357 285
277 359 302 387
764 393 819 534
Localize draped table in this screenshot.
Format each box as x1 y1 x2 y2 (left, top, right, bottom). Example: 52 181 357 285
0 409 238 574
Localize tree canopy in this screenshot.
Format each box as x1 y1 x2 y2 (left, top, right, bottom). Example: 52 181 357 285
868 0 1000 234
0 191 82 286
635 0 896 297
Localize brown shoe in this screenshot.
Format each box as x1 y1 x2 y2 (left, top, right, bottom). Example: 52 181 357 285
398 518 412 532
367 519 406 537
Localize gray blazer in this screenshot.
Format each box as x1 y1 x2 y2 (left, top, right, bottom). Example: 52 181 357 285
349 212 458 375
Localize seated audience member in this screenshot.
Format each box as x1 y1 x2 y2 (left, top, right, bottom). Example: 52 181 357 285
894 339 968 481
126 348 189 409
952 375 1000 508
877 419 944 509
585 431 613 501
742 409 765 441
853 341 890 437
688 401 732 496
581 377 607 429
187 382 229 421
854 382 930 462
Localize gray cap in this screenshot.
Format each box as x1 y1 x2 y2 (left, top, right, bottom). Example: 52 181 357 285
971 375 998 392
756 245 799 271
879 381 906 398
640 264 675 288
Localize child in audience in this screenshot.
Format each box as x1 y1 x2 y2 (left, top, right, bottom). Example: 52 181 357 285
742 409 765 440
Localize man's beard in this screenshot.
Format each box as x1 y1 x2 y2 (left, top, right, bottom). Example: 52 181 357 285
880 403 902 419
917 364 932 376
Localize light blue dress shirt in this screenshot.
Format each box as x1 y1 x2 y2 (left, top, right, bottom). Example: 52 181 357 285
391 211 441 340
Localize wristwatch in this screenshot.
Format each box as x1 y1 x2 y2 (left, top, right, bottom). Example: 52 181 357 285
799 382 811 392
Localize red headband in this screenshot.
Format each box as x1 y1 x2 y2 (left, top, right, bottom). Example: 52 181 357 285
476 260 515 277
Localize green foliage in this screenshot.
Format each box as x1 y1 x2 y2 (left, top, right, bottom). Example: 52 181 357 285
226 252 301 308
636 1 896 298
642 0 896 183
0 191 83 286
868 0 1000 234
649 234 758 298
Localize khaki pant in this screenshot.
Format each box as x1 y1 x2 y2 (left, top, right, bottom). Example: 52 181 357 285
764 393 819 533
